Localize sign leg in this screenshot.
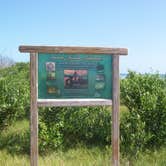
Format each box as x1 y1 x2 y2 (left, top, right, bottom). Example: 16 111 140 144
30 53 38 166
112 55 120 166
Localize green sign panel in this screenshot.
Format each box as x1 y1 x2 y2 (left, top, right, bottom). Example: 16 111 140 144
38 53 112 99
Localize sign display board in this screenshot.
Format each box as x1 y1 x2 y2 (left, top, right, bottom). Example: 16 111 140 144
19 45 128 166
38 53 112 99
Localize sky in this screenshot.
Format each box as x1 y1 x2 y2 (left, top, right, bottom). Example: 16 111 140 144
0 0 166 73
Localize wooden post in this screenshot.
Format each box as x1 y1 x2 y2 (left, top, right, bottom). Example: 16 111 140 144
112 55 120 166
30 53 38 166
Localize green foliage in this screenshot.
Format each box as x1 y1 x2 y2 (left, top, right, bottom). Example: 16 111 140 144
0 119 30 155
62 106 111 146
120 111 147 157
120 71 166 156
0 63 30 130
1 120 166 165
38 106 111 152
39 107 64 153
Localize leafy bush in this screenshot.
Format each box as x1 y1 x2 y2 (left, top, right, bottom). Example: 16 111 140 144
0 63 29 130
120 71 166 156
0 119 30 155
39 107 64 153
62 106 111 146
38 106 112 152
120 111 147 157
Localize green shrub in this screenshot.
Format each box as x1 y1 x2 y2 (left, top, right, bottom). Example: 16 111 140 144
62 106 111 146
0 63 29 130
120 111 147 157
120 71 166 155
39 107 64 153
38 106 112 152
0 119 30 155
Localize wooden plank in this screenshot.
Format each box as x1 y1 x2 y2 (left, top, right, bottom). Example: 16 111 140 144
112 55 120 166
30 53 38 166
19 45 128 55
37 99 112 107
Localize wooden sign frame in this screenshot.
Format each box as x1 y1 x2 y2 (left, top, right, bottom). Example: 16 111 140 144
19 45 128 166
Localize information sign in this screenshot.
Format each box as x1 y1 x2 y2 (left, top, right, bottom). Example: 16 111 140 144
38 53 112 99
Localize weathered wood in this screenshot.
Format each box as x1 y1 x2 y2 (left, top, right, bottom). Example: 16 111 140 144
19 43 126 166
112 55 120 166
37 99 112 107
30 53 38 166
19 45 128 55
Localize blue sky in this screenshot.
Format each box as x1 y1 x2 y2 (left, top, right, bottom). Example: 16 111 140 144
0 0 166 73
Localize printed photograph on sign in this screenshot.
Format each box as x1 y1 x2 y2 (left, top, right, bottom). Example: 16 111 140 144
47 72 56 80
96 74 105 81
46 62 56 80
47 86 60 95
96 64 104 72
64 70 88 89
46 62 55 71
47 86 57 94
95 82 105 90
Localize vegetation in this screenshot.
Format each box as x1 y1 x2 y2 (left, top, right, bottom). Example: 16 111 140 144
0 63 166 165
39 106 112 153
120 71 166 157
0 63 29 130
0 119 165 165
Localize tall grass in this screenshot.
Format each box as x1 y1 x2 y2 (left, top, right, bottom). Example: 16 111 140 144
0 145 166 166
134 148 166 166
0 150 29 166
